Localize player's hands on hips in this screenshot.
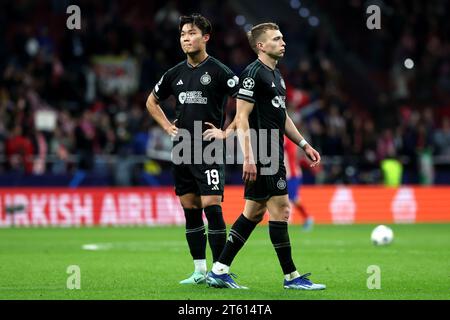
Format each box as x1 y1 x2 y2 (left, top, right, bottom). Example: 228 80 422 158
242 161 257 183
164 120 178 138
203 122 225 140
303 144 321 167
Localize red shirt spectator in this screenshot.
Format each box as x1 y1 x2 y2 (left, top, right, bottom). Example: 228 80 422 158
5 126 35 174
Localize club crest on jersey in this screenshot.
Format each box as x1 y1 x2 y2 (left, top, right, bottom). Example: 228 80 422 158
243 77 255 90
277 178 286 190
280 78 286 89
200 72 211 85
227 76 239 88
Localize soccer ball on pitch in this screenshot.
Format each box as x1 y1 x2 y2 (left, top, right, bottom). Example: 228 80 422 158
371 225 394 246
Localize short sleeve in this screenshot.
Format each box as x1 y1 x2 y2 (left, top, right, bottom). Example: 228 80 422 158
221 68 239 98
236 69 257 103
152 71 173 101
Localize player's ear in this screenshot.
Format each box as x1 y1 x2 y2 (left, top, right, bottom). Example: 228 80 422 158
256 41 264 53
203 33 210 42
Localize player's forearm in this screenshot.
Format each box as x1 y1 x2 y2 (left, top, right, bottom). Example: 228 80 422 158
236 114 255 163
223 117 237 139
285 115 308 148
146 94 172 131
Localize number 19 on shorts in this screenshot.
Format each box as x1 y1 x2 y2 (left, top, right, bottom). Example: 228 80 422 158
205 169 219 185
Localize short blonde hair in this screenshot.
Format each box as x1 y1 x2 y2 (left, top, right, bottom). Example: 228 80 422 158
247 22 279 54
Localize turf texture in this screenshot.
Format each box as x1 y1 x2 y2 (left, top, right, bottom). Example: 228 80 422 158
0 224 449 300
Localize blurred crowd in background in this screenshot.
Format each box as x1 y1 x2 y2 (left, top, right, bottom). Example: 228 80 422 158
0 0 449 186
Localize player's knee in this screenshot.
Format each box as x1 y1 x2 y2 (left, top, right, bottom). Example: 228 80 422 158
278 203 291 221
201 196 222 208
181 203 201 210
180 196 202 209
248 208 266 223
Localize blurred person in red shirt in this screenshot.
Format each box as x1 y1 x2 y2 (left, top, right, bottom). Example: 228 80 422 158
5 125 34 174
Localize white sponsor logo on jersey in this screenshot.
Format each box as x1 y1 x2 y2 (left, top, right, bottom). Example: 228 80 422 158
178 92 187 104
179 91 208 104
271 96 286 109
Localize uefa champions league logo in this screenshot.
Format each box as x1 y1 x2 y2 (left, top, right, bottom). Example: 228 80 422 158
243 77 255 90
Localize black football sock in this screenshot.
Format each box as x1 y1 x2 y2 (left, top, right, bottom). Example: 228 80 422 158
269 221 296 275
184 208 206 260
204 205 227 263
218 213 258 266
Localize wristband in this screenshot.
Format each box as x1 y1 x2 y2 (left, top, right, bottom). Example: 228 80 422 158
299 139 308 148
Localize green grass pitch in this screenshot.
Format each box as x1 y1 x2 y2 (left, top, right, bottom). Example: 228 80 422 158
0 224 449 300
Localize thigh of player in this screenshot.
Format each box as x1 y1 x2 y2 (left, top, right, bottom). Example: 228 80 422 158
172 163 201 198
265 165 290 221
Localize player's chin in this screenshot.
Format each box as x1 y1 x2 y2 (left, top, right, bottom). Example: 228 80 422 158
185 48 200 55
272 52 284 59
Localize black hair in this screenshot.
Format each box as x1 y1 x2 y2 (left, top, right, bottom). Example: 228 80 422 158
179 13 212 35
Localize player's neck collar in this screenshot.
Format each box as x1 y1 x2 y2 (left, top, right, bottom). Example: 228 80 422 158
257 58 276 71
186 54 210 69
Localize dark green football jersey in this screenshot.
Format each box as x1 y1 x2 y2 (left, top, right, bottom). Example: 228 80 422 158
152 56 238 136
236 59 287 165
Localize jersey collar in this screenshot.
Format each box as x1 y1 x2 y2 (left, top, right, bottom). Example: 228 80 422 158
257 58 276 71
186 55 210 69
